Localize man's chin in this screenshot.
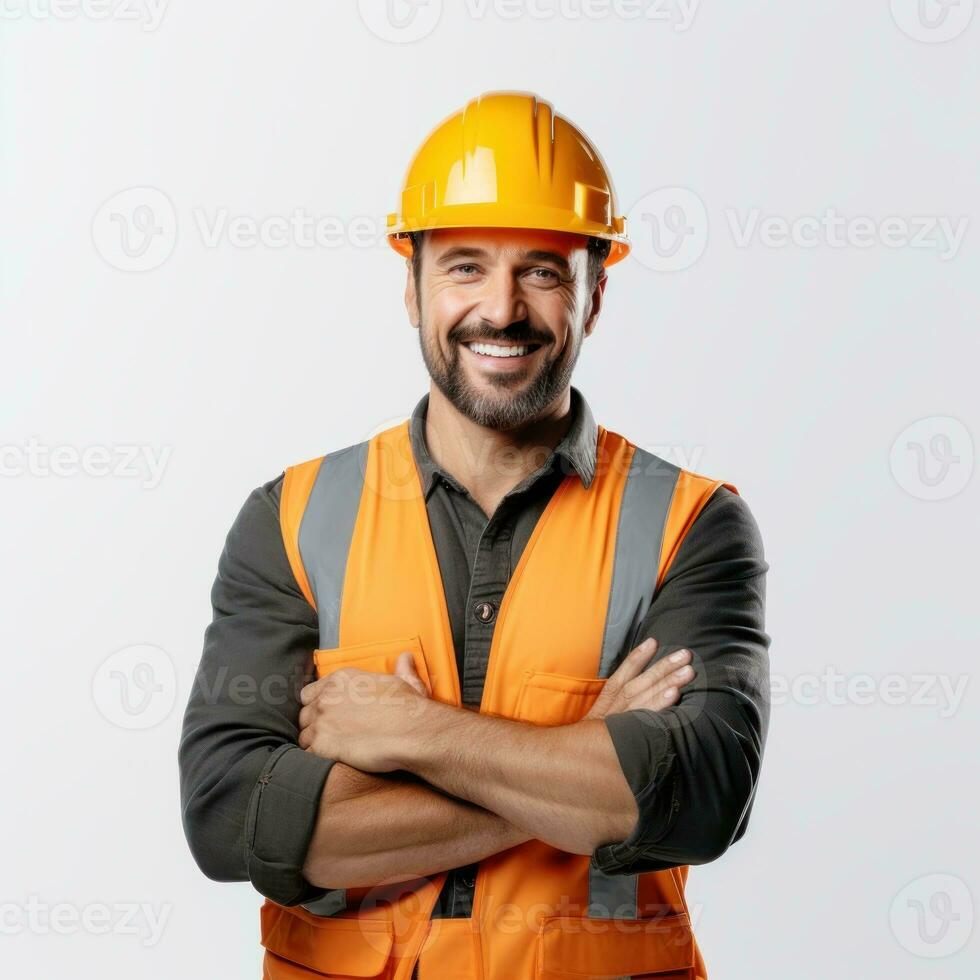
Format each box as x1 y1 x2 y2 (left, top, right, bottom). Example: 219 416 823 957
445 376 555 430
465 369 529 394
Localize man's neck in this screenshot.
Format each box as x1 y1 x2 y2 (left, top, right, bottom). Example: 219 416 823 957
424 385 573 517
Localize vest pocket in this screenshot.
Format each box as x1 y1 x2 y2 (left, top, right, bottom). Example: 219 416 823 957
533 911 695 978
313 634 432 692
514 670 608 727
260 901 395 977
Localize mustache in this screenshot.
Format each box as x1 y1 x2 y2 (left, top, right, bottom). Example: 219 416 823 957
450 321 551 346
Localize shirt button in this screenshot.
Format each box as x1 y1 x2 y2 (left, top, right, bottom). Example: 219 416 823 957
473 600 497 624
460 874 476 889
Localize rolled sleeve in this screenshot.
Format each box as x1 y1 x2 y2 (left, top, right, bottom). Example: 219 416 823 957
178 477 336 906
592 487 771 875
245 744 336 905
593 712 678 875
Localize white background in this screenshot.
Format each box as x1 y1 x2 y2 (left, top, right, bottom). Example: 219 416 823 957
2 1 978 977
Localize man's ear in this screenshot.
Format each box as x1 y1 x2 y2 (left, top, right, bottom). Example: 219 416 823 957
583 271 608 338
404 260 419 329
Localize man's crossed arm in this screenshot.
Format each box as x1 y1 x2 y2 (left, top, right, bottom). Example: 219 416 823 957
299 641 696 890
179 481 768 906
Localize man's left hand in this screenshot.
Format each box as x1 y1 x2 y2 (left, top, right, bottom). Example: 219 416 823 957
298 652 431 771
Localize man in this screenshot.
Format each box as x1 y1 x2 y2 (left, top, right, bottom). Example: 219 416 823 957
178 91 770 979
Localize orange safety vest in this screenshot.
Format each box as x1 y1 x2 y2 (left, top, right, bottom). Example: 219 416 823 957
265 418 737 980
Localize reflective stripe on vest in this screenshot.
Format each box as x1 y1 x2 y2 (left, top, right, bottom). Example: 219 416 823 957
270 420 736 980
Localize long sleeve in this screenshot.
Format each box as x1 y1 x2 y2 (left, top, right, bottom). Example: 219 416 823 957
177 476 336 905
593 486 771 874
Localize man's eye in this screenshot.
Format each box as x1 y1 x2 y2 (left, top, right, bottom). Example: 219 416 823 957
451 264 479 276
527 267 561 283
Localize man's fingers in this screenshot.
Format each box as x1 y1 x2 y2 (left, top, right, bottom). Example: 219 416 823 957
654 685 681 708
401 675 428 697
610 641 692 693
626 664 696 711
649 665 695 701
300 676 329 706
394 651 429 697
622 652 693 700
622 647 692 693
607 637 660 688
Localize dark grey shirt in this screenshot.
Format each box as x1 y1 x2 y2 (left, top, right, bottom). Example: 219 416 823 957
178 386 771 915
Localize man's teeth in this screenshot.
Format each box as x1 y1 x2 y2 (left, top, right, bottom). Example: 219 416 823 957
466 342 533 358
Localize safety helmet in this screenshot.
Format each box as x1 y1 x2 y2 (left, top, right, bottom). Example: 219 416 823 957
386 91 630 268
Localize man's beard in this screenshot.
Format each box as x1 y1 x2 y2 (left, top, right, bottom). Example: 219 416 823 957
418 319 581 430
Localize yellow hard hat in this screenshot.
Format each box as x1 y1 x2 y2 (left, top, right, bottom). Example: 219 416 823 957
386 91 630 268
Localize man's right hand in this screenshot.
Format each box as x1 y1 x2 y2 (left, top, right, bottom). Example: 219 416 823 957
586 638 694 720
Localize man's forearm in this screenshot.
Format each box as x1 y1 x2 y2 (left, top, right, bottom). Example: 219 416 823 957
391 702 639 857
302 762 532 890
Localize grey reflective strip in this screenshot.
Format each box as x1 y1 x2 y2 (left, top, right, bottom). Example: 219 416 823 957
588 866 638 919
589 448 680 919
598 447 681 679
297 441 370 650
296 440 370 917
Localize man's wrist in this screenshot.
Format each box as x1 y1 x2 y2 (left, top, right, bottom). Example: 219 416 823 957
395 696 468 776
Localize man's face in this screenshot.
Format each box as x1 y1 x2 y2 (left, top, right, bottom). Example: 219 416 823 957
405 227 606 430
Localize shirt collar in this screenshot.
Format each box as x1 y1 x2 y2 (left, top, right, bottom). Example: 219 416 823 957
408 385 598 499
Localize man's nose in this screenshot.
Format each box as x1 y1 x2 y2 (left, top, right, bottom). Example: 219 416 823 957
474 268 528 330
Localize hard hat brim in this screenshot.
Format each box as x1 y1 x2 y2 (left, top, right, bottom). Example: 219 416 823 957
386 210 630 268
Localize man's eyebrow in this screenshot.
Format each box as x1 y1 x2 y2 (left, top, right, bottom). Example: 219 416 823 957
523 250 572 275
434 246 572 275
434 247 490 266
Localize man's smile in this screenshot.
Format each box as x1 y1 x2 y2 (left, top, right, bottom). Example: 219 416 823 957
459 339 545 372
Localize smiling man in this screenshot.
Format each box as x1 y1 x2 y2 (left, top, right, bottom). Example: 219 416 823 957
178 91 770 980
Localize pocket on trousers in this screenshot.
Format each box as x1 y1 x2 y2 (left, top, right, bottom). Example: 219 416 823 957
513 669 608 726
313 634 432 692
533 911 695 978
